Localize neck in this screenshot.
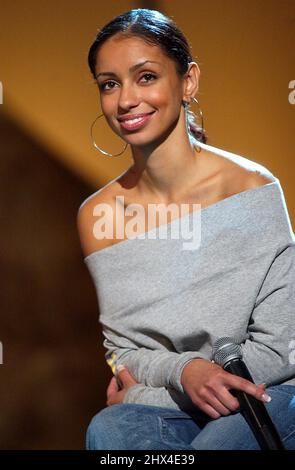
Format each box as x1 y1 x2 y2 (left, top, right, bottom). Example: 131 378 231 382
129 129 205 203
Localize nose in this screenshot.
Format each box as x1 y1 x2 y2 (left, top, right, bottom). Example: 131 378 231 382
117 83 140 111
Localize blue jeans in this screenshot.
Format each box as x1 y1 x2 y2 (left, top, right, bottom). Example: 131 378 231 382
86 384 295 450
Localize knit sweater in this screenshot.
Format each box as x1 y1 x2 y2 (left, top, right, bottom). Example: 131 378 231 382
84 177 295 412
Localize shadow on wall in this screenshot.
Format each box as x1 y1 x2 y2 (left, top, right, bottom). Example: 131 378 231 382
0 111 112 449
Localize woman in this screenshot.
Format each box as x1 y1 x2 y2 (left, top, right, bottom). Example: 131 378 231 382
77 9 295 450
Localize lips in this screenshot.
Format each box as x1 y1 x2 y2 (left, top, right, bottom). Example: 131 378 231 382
118 111 156 131
117 111 155 122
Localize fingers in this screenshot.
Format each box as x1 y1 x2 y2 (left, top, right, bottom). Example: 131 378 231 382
191 387 235 419
213 387 240 412
226 375 271 402
106 376 119 399
116 364 138 387
201 402 221 420
206 394 233 416
193 380 269 419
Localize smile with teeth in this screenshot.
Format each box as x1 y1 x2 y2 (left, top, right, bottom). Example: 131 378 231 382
119 111 155 130
124 117 145 124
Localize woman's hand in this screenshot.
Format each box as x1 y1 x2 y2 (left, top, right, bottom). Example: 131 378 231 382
106 365 138 406
181 358 269 419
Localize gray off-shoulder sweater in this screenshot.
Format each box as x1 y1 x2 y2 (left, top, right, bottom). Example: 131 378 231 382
83 177 295 412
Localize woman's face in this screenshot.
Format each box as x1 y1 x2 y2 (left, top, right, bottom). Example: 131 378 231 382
94 34 187 148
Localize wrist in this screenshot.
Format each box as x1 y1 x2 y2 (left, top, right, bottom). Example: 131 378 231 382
169 353 209 394
180 357 205 386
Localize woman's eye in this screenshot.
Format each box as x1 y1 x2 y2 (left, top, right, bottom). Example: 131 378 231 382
140 73 156 83
100 73 156 92
100 80 116 91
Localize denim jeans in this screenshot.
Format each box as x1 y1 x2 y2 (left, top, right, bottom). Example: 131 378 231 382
86 384 295 450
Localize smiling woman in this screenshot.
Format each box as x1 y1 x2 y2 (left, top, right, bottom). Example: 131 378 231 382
78 8 295 451
92 35 201 151
87 10 206 154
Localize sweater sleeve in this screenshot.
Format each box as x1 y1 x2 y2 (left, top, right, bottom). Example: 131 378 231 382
123 384 191 411
123 385 179 407
241 242 295 386
103 332 207 394
122 384 196 411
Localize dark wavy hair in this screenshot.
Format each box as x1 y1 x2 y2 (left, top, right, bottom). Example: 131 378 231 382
87 8 207 145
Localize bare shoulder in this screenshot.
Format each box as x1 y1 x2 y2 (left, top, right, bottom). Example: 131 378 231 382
204 144 277 193
241 167 277 188
77 174 126 258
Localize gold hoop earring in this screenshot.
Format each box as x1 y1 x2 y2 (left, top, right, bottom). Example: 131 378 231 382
90 113 129 157
183 97 204 153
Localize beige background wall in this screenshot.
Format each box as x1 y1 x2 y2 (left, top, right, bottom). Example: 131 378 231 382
0 0 294 449
1 0 294 208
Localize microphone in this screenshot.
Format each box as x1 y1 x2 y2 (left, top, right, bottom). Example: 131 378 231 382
212 337 285 450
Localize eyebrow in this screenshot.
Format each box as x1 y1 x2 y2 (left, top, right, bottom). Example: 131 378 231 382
95 60 161 79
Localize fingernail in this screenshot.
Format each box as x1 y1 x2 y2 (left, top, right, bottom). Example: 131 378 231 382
117 364 125 372
262 393 272 402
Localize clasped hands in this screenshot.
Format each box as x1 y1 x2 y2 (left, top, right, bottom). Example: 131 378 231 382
106 359 270 420
106 364 139 406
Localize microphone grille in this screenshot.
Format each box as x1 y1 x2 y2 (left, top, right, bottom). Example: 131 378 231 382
212 336 242 367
